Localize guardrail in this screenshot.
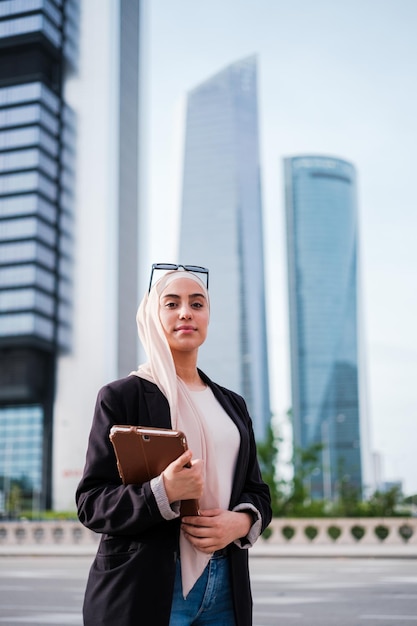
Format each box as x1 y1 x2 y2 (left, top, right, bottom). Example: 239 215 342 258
0 517 416 547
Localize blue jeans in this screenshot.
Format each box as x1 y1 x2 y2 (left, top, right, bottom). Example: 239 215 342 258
169 554 236 625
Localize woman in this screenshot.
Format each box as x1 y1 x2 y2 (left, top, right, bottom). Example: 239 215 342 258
76 263 272 626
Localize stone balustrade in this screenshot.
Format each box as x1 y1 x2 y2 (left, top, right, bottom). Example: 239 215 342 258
262 517 417 545
0 520 99 546
0 517 416 547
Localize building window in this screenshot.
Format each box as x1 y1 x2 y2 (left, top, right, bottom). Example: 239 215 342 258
0 194 57 223
0 103 59 135
0 311 54 340
1 215 56 247
0 287 54 316
0 83 58 114
0 263 55 292
0 126 58 156
0 15 61 48
0 239 56 269
0 404 43 516
0 148 56 177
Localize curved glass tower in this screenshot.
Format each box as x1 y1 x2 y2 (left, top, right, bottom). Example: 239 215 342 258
179 56 270 441
285 155 364 499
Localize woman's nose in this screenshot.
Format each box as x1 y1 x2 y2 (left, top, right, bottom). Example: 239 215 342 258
179 305 192 318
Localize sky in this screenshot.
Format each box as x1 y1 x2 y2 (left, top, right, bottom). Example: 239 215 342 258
145 0 417 495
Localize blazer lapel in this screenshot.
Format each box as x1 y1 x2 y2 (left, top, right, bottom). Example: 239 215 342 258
143 386 172 429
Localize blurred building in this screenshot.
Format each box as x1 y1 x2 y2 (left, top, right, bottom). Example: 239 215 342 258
0 0 144 513
178 56 270 441
372 450 384 491
382 480 403 494
284 155 369 500
0 0 79 512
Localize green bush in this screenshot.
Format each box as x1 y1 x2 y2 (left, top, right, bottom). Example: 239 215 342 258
304 525 318 541
398 524 414 542
374 525 389 541
19 510 78 521
262 526 273 540
281 525 295 541
350 525 365 541
327 525 342 541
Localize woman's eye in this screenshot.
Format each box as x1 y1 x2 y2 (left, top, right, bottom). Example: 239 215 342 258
191 302 203 308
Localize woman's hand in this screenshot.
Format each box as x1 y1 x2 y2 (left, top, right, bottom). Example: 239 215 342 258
162 450 204 504
181 509 252 554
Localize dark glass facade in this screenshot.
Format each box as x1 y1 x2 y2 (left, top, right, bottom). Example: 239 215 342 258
179 56 270 441
0 0 79 513
285 155 363 500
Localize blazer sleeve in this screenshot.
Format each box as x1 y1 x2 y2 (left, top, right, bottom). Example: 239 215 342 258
76 381 170 536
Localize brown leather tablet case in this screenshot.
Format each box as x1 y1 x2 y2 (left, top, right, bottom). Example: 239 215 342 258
109 425 199 517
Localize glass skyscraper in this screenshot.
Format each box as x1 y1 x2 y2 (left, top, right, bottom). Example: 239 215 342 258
0 0 79 512
285 155 365 499
178 56 270 441
0 1 144 512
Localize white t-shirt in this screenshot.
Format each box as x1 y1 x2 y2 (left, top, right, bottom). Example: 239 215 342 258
189 386 240 509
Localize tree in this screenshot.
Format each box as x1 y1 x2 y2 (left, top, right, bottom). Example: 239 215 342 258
366 486 404 517
257 422 283 517
7 483 23 518
257 420 328 516
282 442 325 516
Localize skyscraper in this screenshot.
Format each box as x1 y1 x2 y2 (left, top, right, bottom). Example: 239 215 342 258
0 0 79 512
0 0 144 513
178 56 270 441
284 155 366 499
53 0 144 510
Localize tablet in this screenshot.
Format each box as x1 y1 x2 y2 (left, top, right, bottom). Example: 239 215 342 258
109 425 199 516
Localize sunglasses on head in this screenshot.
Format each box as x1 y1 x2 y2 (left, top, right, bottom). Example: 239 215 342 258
148 263 209 293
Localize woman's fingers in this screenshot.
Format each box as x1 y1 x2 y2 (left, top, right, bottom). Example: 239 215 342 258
162 451 204 503
173 449 193 470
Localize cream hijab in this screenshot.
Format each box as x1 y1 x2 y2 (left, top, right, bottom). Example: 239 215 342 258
132 270 220 597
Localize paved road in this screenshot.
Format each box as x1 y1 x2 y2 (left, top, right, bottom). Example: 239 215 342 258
0 555 416 625
250 557 417 625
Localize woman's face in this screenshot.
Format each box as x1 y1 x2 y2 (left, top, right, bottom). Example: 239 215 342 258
159 276 209 356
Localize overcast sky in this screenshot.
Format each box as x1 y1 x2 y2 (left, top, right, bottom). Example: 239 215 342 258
145 0 417 495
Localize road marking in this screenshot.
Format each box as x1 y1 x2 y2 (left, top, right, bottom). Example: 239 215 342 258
0 605 79 613
360 616 417 622
254 610 302 618
0 615 80 624
255 595 337 605
252 574 311 582
380 577 417 584
0 570 82 580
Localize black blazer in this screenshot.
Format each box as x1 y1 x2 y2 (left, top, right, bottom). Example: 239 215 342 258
76 371 271 626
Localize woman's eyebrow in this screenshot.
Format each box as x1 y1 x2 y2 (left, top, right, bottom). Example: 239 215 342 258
161 292 206 299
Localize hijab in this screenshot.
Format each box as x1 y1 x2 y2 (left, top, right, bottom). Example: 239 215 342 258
131 270 219 597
